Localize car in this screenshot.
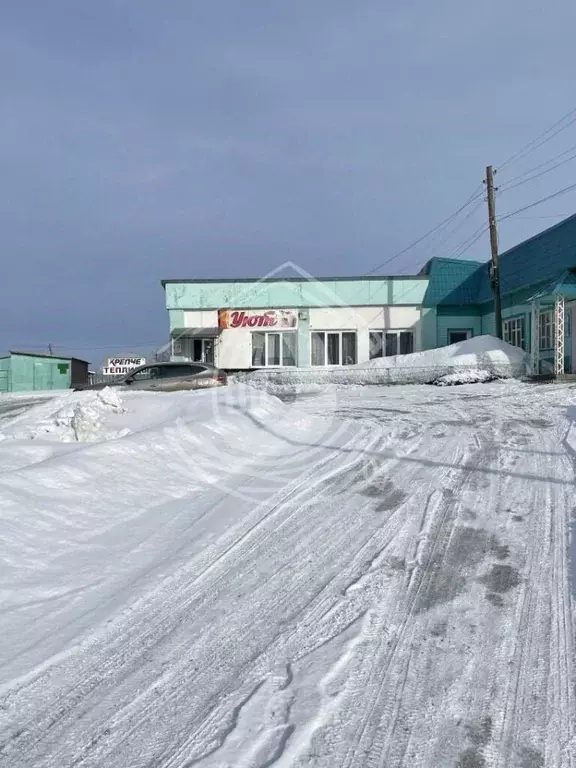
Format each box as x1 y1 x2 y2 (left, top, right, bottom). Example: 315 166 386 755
75 362 228 392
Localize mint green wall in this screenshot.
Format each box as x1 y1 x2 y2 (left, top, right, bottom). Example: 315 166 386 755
420 308 437 350
436 314 482 347
164 278 428 310
8 354 72 392
482 302 572 371
168 309 185 333
0 357 9 393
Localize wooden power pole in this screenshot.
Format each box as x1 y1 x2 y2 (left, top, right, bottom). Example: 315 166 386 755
485 165 503 339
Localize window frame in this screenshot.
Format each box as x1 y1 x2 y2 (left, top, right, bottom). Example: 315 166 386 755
447 329 473 345
161 363 208 378
129 365 160 381
251 330 297 368
369 329 415 359
503 316 526 350
538 310 554 351
310 330 358 366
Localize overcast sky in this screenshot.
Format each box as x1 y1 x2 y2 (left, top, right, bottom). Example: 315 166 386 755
1 0 576 365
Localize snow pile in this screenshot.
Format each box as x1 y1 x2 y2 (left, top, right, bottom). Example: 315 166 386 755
236 335 528 390
0 388 127 443
431 369 496 386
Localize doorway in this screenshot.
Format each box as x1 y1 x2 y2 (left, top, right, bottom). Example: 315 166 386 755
192 338 214 365
448 329 472 345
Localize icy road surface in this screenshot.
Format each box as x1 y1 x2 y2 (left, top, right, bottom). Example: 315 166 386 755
0 382 575 768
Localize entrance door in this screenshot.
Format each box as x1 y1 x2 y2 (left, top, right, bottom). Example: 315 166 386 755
448 329 472 345
192 339 214 365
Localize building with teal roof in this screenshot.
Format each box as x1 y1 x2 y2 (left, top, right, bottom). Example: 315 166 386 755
162 214 576 374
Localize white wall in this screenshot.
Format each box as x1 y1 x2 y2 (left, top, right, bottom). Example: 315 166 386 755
216 330 253 368
183 310 219 328
182 305 422 368
308 306 420 331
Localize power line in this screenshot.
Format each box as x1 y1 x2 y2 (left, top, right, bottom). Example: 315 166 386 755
499 149 576 193
421 199 485 258
450 224 489 259
10 342 164 351
500 142 576 187
498 107 576 172
498 181 576 222
513 214 571 220
362 184 484 277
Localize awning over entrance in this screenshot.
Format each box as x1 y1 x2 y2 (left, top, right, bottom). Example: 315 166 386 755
526 270 576 303
528 270 576 376
170 327 221 338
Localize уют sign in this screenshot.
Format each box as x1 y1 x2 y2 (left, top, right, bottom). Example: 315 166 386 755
218 309 297 329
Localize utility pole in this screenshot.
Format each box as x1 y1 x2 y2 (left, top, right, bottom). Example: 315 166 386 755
485 165 503 339
48 343 53 356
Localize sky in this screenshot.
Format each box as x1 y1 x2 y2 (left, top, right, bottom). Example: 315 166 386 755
1 0 576 366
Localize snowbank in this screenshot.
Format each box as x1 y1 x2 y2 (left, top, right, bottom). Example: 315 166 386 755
431 369 495 387
0 389 127 443
235 335 528 390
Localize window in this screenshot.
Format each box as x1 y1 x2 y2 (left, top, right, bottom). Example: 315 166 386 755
251 332 297 367
369 330 414 359
311 331 357 366
503 317 525 350
448 329 472 345
132 366 159 380
161 364 206 378
172 338 214 363
539 311 554 350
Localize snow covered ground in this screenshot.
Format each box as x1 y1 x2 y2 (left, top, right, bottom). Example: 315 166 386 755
0 381 574 767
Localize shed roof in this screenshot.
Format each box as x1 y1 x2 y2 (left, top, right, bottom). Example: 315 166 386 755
9 350 91 364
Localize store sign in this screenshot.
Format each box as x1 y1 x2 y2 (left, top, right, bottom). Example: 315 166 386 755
218 309 298 329
102 357 146 376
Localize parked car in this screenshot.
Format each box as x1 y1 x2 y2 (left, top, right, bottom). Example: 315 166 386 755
75 362 228 392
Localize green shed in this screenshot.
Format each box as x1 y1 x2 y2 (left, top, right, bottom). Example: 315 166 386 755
0 351 90 393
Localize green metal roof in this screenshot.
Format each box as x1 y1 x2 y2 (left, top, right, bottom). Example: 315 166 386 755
9 350 90 364
420 257 484 306
476 213 576 303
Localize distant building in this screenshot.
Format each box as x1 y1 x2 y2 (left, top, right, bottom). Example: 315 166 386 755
161 213 576 375
0 351 90 393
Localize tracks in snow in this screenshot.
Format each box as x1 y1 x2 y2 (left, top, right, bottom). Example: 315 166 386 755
0 384 574 768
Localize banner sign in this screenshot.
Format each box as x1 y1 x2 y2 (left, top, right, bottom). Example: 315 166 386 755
102 357 146 376
218 309 297 329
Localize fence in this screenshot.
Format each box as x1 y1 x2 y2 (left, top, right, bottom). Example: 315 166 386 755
234 359 527 390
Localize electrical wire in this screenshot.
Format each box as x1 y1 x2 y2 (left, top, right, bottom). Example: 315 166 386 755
416 199 485 262
498 107 576 171
498 181 576 223
498 149 576 193
450 225 490 259
362 184 484 277
499 142 576 188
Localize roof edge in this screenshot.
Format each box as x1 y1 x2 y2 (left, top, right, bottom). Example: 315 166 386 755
9 350 91 363
499 211 576 260
161 274 428 287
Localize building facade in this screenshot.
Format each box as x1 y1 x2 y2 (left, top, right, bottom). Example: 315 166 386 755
0 351 89 393
162 214 576 374
162 275 427 370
